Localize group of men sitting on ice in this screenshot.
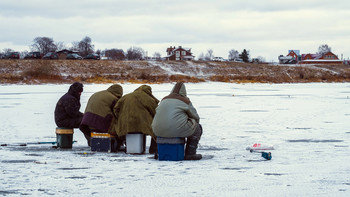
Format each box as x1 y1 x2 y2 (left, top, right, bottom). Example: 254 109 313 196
54 82 203 160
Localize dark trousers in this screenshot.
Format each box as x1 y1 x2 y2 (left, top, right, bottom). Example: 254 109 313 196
79 124 92 146
57 116 82 129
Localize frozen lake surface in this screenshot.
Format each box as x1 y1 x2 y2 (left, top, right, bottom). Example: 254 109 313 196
0 82 349 196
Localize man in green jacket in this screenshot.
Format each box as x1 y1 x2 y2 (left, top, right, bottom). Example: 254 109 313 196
79 84 123 147
114 85 159 153
152 82 203 160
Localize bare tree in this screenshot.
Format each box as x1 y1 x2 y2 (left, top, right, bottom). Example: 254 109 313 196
78 36 94 57
205 49 214 61
2 48 13 53
153 52 162 60
55 41 66 51
252 56 266 63
256 56 266 63
105 48 125 60
317 44 331 55
126 46 145 60
197 52 205 61
228 49 239 61
31 37 57 55
21 50 29 58
70 41 80 52
95 49 102 56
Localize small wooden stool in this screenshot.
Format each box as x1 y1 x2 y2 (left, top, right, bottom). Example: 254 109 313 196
91 132 117 152
56 127 74 148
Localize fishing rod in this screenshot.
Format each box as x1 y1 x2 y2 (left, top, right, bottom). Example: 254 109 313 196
1 140 77 147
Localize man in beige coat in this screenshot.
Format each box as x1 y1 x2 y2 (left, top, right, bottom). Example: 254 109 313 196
114 85 159 153
152 82 203 160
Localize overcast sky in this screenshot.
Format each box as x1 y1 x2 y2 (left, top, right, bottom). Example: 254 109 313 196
1 0 349 61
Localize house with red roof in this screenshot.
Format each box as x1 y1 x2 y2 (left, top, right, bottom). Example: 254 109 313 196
278 50 300 64
301 51 343 64
165 46 194 61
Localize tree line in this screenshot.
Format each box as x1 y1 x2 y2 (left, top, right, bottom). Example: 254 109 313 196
197 48 253 62
1 36 261 62
0 36 148 60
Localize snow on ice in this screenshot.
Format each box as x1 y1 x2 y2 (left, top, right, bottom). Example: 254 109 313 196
0 82 349 196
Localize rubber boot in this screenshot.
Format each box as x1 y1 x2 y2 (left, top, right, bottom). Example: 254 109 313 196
185 137 202 160
149 138 157 154
111 137 118 152
185 154 202 160
185 124 202 160
117 136 126 152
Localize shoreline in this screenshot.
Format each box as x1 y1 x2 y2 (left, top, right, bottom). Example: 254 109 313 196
1 59 350 84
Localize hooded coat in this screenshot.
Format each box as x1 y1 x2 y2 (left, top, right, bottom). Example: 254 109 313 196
54 82 84 128
152 82 200 137
80 84 123 134
114 85 159 138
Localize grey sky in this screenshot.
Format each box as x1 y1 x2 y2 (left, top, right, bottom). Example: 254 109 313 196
1 0 349 61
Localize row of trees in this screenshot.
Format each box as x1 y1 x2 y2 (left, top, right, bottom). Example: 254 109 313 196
0 36 149 60
31 36 96 57
198 44 333 63
1 35 334 62
1 35 261 62
198 48 254 62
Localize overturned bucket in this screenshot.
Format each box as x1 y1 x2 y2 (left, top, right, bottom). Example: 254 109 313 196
56 127 74 148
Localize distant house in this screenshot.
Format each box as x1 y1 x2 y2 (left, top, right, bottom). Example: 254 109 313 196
278 50 300 64
165 46 194 61
301 52 343 64
287 50 300 61
302 53 320 60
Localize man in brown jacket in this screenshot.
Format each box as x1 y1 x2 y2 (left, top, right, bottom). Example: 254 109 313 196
79 84 123 147
114 85 159 153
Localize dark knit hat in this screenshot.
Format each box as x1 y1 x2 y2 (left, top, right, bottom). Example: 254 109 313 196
70 82 83 93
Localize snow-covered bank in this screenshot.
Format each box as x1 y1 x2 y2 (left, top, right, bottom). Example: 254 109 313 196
1 82 350 196
1 59 350 84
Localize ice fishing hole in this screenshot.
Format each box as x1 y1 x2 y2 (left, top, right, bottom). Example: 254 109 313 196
65 176 87 179
264 173 284 176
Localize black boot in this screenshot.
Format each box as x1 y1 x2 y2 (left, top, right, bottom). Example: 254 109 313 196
117 136 126 152
111 137 118 152
185 124 203 160
185 154 202 160
149 138 157 154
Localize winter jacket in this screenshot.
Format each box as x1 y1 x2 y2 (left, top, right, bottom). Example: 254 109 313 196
114 85 159 138
152 82 200 137
80 84 123 134
54 82 84 128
